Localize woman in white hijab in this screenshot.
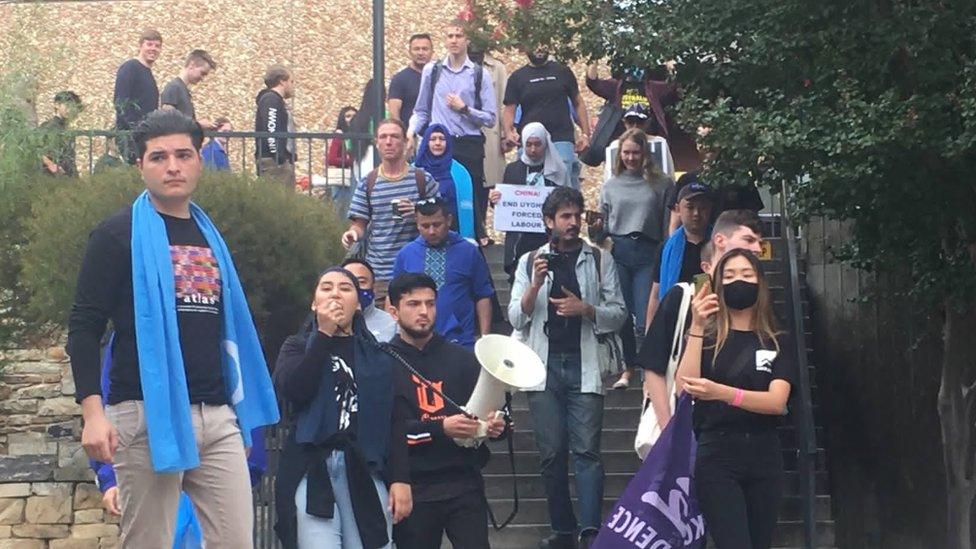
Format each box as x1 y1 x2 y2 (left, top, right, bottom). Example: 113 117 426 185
517 122 569 188
490 122 569 283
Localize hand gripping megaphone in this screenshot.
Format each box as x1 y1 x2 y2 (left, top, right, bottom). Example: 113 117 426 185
453 334 546 448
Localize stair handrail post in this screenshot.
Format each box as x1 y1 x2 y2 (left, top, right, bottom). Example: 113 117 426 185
780 177 818 549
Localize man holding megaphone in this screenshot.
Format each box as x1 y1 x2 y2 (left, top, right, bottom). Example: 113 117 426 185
387 273 507 549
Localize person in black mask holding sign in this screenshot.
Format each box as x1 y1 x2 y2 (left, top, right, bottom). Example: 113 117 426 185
675 249 796 549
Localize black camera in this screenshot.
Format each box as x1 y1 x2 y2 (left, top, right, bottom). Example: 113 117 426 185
539 252 563 267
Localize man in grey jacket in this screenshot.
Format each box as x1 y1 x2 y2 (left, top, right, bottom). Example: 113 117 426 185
508 186 627 549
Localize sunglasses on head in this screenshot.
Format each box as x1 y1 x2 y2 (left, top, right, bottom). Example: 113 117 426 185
414 197 444 215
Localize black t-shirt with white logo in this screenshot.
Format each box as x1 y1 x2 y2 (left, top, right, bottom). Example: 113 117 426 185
693 330 796 434
504 61 580 142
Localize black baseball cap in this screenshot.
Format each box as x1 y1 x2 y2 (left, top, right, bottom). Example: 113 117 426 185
677 182 712 203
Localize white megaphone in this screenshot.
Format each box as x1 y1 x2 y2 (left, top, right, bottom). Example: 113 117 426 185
453 334 547 448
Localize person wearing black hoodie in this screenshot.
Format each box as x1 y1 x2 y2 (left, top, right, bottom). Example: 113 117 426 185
386 273 506 549
273 267 412 548
255 64 296 187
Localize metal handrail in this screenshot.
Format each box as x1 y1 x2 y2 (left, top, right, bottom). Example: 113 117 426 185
780 177 818 549
64 128 375 182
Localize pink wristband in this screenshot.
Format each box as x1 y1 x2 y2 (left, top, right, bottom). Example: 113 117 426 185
731 388 745 407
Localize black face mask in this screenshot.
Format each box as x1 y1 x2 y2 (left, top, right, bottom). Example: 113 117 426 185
723 280 759 310
527 52 549 66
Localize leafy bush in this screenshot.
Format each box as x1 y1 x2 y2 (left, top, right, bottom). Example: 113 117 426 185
19 168 345 356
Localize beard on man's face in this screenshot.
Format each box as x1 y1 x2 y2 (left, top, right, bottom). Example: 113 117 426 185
401 324 433 340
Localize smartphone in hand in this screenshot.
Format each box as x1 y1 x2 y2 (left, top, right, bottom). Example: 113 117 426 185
693 273 712 294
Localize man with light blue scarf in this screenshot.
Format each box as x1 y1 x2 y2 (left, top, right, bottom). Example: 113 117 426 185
67 110 280 549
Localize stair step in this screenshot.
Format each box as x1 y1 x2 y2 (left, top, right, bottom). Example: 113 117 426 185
483 520 835 548
484 494 830 527
482 470 830 499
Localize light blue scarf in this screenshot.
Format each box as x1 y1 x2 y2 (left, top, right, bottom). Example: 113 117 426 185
450 160 476 240
131 191 280 473
658 226 687 299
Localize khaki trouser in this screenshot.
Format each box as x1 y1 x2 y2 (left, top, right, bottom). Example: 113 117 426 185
106 401 254 549
257 158 295 188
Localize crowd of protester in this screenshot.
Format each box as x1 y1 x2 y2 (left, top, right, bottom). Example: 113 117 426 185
57 16 793 549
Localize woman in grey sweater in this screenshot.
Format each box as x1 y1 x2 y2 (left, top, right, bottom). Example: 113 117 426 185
590 128 674 389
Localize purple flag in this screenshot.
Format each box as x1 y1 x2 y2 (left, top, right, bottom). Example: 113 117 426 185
594 394 706 549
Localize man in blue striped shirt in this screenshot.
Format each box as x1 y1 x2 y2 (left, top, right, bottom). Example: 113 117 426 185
343 118 439 300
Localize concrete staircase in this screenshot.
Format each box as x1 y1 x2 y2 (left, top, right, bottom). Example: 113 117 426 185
478 234 837 548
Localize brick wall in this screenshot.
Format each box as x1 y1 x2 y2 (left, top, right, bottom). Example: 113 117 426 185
0 346 120 549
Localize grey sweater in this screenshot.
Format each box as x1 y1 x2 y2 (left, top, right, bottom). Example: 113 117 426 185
597 170 673 243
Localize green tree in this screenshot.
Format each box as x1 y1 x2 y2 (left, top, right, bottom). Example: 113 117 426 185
470 0 976 544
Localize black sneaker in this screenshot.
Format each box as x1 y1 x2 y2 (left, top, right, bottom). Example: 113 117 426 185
579 528 599 549
539 533 577 549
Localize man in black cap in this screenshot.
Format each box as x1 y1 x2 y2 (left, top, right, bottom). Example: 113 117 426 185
40 91 83 177
602 103 674 181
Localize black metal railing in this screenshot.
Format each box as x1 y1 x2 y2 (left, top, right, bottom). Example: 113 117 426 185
67 129 374 188
779 178 818 549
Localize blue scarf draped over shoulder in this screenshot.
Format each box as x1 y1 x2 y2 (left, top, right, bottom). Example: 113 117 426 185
131 191 280 473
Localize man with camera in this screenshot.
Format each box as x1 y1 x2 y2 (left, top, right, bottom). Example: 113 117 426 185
508 187 627 549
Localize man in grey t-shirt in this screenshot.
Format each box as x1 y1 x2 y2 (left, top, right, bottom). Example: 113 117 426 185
161 49 216 129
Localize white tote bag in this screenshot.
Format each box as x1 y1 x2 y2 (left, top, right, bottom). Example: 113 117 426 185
635 282 693 460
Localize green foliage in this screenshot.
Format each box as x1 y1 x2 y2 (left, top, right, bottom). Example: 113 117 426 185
473 0 976 309
18 169 345 354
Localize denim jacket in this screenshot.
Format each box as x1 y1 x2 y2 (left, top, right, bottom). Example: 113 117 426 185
508 241 627 394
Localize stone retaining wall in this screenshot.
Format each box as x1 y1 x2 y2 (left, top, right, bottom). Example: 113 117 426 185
0 346 120 549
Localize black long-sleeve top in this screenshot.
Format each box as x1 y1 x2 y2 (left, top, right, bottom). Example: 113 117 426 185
113 59 158 131
66 207 226 405
254 88 293 164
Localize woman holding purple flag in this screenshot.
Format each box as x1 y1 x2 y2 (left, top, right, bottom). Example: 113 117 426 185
675 249 796 549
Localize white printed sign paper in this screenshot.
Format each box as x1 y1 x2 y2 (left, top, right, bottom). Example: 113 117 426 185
492 184 554 234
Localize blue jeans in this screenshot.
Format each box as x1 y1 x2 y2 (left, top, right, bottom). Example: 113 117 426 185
527 352 605 534
552 141 581 190
610 235 658 336
295 450 392 549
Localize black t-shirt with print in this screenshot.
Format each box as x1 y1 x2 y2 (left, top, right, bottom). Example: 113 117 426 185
319 335 359 442
693 331 797 434
547 247 583 354
65 207 226 405
619 79 646 110
653 239 705 285
504 61 580 142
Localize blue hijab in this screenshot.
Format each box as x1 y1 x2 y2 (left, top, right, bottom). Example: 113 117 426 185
414 123 476 239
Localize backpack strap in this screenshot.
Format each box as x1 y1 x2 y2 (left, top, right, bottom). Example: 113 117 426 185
524 249 537 282
591 246 602 285
414 169 427 198
365 169 378 198
473 62 483 111
426 61 443 124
